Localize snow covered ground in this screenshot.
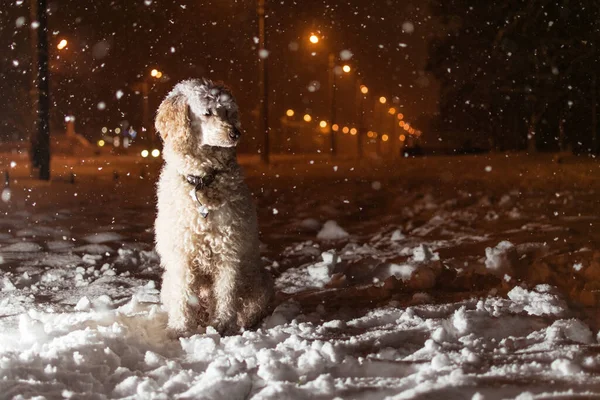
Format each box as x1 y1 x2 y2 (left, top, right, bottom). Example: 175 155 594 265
2 152 600 399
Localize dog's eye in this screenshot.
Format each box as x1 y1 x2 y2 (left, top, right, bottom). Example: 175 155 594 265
204 110 212 117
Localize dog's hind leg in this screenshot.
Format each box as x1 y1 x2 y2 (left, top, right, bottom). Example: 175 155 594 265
237 268 274 329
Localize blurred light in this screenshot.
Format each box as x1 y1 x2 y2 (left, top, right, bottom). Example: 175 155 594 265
367 131 373 138
342 65 351 73
388 107 396 115
332 124 339 132
150 69 158 77
286 109 295 117
379 96 387 104
151 149 160 158
373 132 378 138
101 127 108 134
342 126 349 134
399 121 405 127
309 34 319 44
97 140 105 147
350 128 357 135
303 114 312 122
141 149 149 158
115 127 121 134
113 136 120 147
399 134 406 142
360 85 368 94
404 125 410 131
319 120 328 128
397 113 404 120
57 39 67 50
382 134 389 142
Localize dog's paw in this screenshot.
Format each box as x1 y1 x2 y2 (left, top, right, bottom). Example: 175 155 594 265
210 318 240 336
166 327 198 339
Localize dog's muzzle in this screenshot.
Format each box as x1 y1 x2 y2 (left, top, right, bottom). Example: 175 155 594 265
229 128 241 141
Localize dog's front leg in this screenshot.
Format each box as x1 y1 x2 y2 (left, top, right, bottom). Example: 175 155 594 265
161 253 199 336
211 264 239 335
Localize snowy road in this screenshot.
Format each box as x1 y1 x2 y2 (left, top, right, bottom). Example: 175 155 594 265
1 153 600 399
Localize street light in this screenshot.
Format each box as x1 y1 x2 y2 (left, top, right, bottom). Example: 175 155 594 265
57 39 67 50
303 114 312 122
319 120 328 128
379 96 387 104
286 109 295 117
360 85 368 94
308 35 352 157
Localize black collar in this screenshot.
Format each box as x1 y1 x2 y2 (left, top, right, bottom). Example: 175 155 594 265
185 171 218 190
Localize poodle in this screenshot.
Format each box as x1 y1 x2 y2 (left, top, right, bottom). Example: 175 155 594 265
154 79 273 336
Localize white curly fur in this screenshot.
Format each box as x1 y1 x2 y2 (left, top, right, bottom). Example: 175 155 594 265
154 79 273 336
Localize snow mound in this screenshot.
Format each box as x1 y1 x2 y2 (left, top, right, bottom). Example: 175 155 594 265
485 240 517 276
0 242 43 252
276 251 339 293
83 232 125 244
316 221 349 240
412 244 440 262
507 285 567 316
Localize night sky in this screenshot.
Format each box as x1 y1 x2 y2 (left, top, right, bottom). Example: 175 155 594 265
1 0 439 150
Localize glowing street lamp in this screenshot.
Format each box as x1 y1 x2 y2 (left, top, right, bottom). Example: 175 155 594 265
286 109 295 117
360 85 369 94
150 69 163 79
309 34 319 44
397 113 404 120
379 96 387 104
342 65 351 73
57 39 68 50
319 120 328 128
303 114 312 122
388 107 396 115
382 134 389 142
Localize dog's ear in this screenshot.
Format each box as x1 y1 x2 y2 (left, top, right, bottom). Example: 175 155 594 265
155 93 190 141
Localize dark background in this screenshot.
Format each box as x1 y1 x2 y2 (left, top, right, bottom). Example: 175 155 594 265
0 0 437 152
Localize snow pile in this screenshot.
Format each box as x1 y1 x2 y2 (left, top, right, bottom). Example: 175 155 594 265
316 220 349 240
485 240 517 276
507 285 567 316
276 251 340 293
412 244 440 262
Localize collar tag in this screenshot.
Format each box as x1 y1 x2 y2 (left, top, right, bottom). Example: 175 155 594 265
190 184 209 218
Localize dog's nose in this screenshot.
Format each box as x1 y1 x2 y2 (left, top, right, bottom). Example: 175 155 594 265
229 128 241 140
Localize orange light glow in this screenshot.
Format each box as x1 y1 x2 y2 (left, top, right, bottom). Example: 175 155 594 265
286 109 295 117
342 65 351 73
382 134 389 142
342 126 350 134
399 134 406 142
57 39 68 50
319 120 328 128
360 85 368 94
332 124 339 132
309 34 319 44
388 107 396 115
303 114 312 122
350 128 357 135
397 113 404 120
379 96 387 104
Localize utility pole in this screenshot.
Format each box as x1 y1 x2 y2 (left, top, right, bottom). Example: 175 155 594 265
257 0 269 164
328 53 337 157
29 0 51 180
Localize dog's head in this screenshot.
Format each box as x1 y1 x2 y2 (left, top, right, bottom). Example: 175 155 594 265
155 79 242 156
